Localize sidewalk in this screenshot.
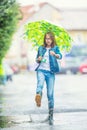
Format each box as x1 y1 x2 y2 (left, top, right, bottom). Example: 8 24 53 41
0 72 87 130
0 112 87 130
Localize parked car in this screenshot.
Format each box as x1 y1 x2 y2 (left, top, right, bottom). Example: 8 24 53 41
59 56 81 74
79 58 87 74
59 44 87 74
67 44 87 57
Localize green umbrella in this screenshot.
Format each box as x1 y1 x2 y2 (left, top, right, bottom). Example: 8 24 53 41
24 20 73 51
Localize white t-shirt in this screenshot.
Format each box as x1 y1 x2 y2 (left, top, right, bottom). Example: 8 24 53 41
38 48 50 71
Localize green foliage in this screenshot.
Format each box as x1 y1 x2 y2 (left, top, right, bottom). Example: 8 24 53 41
0 0 20 63
24 20 73 51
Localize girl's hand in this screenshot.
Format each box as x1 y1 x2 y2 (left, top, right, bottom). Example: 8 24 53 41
50 51 60 58
37 56 42 61
50 51 55 56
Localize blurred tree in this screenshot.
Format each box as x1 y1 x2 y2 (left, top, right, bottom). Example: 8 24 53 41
0 0 20 64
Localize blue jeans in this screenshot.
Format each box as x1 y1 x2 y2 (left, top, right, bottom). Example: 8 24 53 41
36 70 55 109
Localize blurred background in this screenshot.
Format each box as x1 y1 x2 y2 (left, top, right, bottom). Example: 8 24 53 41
0 0 87 83
0 1 87 129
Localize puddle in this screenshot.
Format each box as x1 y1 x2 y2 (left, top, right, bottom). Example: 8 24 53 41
0 114 49 128
0 116 15 128
0 115 31 128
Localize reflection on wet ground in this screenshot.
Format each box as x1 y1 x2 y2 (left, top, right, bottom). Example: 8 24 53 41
0 116 30 128
0 115 49 128
0 116 14 128
1 112 87 130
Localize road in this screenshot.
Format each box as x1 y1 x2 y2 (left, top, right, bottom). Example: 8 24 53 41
0 72 87 130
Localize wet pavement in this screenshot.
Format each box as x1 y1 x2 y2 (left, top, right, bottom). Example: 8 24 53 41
0 72 87 130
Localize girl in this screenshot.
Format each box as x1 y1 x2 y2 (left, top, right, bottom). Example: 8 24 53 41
35 32 62 125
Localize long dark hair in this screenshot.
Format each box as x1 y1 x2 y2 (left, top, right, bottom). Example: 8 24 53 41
43 32 57 48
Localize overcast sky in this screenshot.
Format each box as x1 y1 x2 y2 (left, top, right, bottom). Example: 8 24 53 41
17 0 87 8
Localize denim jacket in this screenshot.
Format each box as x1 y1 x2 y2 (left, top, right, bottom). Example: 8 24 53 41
35 45 62 73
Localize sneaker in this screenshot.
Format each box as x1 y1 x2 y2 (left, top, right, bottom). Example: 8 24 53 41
35 94 41 107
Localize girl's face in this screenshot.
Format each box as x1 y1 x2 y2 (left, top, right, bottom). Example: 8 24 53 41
45 34 52 47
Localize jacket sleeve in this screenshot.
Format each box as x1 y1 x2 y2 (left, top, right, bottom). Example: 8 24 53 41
36 46 42 63
36 47 39 63
55 46 62 59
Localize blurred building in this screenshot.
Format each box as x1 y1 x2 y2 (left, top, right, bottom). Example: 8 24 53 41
24 3 87 44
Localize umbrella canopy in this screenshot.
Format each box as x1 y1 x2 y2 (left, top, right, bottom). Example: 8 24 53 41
24 20 72 51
